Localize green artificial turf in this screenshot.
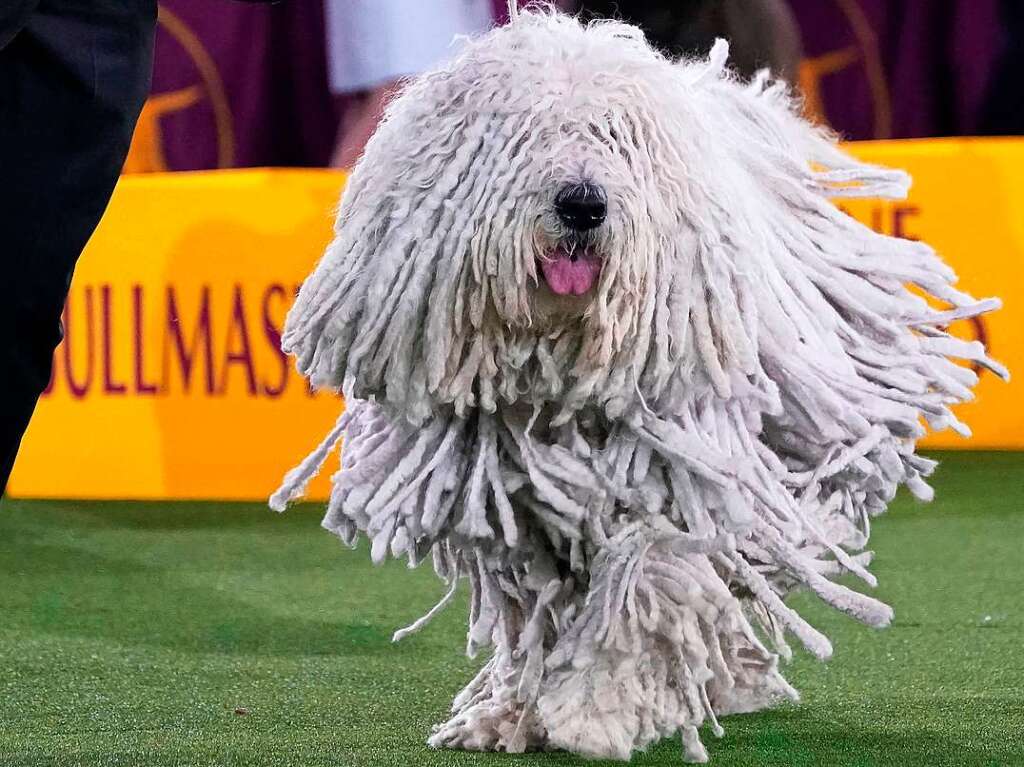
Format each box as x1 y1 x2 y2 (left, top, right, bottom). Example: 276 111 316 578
0 452 1021 767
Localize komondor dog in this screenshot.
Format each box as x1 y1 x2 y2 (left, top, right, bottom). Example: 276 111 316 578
271 5 1005 762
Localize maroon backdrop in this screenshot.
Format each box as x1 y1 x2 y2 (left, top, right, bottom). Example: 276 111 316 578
789 0 1002 140
128 0 1006 172
126 0 338 172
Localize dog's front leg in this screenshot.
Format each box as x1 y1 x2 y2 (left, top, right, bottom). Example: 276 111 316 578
429 565 564 754
535 525 797 763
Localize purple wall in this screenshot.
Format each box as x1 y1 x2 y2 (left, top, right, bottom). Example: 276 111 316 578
137 0 1005 171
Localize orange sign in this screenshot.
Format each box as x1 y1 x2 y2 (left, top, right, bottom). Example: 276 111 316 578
842 139 1021 448
8 139 1023 500
8 170 344 500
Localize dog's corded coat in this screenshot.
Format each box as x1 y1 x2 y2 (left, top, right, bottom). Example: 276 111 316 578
272 8 1005 762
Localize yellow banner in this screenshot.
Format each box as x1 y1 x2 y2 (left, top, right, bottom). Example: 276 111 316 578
842 139 1021 449
8 170 343 500
8 139 1024 500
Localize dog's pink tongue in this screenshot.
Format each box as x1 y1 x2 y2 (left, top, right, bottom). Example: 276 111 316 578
540 250 602 296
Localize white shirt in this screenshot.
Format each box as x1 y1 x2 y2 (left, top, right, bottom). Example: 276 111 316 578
325 0 495 94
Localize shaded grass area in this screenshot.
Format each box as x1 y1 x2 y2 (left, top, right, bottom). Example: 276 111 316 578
0 452 1021 767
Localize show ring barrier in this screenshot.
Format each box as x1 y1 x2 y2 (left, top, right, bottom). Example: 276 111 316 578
8 139 1023 500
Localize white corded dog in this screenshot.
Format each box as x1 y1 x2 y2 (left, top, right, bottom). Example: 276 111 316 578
271 5 1005 762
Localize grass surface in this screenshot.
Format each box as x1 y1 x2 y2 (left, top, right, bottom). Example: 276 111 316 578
0 452 1022 767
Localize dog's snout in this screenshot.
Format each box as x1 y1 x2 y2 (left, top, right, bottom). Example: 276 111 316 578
555 183 607 231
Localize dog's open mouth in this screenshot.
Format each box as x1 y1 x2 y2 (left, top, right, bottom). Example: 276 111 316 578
538 245 602 296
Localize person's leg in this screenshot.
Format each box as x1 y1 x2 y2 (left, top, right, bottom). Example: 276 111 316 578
0 0 156 494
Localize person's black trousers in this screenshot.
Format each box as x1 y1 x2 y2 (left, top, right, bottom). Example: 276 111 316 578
0 0 156 495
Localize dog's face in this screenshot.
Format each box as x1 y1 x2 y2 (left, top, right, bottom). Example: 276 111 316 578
367 15 691 335
283 10 802 421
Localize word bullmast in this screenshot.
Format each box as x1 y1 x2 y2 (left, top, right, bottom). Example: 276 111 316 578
44 283 319 399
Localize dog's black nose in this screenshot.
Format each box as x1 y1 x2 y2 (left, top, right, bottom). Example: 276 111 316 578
555 183 607 231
